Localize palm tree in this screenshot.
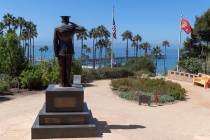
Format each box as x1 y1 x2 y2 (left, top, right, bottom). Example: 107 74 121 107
121 30 133 62
16 17 25 38
95 38 111 67
3 13 16 32
95 25 110 67
21 28 29 56
162 40 170 73
39 47 44 62
97 25 110 39
83 44 91 65
89 28 99 69
43 45 48 60
131 40 137 57
76 31 88 62
133 34 142 57
16 17 26 47
31 24 38 64
152 46 161 75
24 21 36 62
141 42 151 56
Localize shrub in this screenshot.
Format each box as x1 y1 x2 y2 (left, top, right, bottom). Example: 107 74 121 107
19 66 43 89
81 68 134 83
0 80 10 92
19 59 82 89
41 60 59 87
81 69 96 83
111 77 186 102
158 95 175 103
179 57 202 74
124 56 155 73
94 68 134 79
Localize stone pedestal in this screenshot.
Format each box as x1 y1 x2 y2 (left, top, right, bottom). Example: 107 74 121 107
31 84 96 139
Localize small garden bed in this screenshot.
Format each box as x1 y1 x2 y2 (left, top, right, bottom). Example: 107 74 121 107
111 78 186 104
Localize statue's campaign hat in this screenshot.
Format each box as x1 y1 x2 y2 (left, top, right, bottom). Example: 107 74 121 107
60 16 71 23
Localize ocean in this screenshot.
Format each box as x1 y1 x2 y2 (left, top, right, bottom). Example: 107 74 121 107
34 45 178 74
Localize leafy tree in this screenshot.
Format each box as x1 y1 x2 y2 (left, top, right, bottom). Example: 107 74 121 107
194 9 210 73
0 32 26 76
179 57 202 74
121 30 133 62
181 8 210 73
0 22 5 35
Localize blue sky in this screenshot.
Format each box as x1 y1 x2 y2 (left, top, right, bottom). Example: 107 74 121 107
0 0 210 47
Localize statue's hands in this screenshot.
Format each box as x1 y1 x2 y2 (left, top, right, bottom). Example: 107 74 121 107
70 22 86 32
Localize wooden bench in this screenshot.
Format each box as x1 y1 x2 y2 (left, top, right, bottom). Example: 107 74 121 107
193 75 210 88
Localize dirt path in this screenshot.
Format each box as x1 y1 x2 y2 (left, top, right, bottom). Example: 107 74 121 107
0 80 210 140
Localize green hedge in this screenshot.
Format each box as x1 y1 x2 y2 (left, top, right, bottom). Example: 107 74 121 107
19 59 134 89
0 80 10 92
111 78 186 101
82 68 134 83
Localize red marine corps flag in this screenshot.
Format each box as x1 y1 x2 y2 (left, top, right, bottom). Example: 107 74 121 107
181 17 192 34
177 16 192 72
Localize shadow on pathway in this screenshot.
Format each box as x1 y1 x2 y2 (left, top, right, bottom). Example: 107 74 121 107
94 119 146 137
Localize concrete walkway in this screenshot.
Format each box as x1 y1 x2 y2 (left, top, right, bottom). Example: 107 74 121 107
0 80 210 140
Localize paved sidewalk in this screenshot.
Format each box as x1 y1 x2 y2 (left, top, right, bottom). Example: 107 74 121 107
0 80 210 140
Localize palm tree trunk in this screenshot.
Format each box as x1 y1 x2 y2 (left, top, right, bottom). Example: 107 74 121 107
81 39 83 62
32 37 34 65
19 27 22 48
30 38 32 62
99 47 102 68
155 56 158 75
41 52 42 62
164 46 166 73
92 39 95 69
126 39 128 62
136 47 138 58
205 41 209 73
27 39 29 60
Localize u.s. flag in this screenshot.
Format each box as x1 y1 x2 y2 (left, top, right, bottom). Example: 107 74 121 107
112 17 116 39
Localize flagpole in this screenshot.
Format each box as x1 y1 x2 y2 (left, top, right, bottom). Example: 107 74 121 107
111 6 114 68
177 31 181 72
177 14 183 72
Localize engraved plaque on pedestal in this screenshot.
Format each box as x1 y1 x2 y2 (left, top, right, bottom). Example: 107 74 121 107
54 97 77 108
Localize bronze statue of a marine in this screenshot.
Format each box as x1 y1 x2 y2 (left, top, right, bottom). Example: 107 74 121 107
54 16 85 87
